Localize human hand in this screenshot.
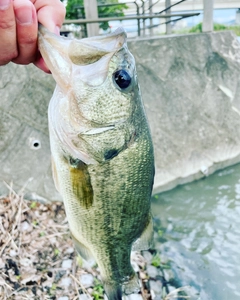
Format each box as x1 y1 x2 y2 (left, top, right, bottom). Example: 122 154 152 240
0 0 65 72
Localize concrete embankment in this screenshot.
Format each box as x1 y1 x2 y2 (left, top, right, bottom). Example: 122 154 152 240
0 31 240 201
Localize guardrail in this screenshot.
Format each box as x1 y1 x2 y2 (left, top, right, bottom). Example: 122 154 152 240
62 0 202 38
63 12 200 37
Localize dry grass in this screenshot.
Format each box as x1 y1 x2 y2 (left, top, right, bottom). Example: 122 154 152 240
0 185 152 300
164 286 191 299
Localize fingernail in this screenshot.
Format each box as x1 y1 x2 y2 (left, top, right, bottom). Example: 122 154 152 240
15 7 33 25
0 0 11 10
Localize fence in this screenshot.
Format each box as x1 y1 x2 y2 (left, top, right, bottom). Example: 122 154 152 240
62 0 202 38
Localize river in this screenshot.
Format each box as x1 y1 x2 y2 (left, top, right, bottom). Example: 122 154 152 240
152 163 240 300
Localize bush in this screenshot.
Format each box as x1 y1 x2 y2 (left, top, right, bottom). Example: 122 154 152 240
189 22 240 36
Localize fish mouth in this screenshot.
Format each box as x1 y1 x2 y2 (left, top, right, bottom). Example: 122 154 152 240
38 25 127 88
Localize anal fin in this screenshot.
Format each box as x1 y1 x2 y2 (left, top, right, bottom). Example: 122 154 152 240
132 215 153 251
71 232 94 262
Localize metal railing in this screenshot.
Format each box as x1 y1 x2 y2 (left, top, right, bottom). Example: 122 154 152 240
62 1 201 38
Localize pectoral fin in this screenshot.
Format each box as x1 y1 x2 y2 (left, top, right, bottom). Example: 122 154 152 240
69 158 93 209
132 216 153 251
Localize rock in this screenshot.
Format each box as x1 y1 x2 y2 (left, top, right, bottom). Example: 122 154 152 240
55 270 66 282
79 294 90 300
65 247 74 254
142 251 153 263
60 277 72 288
79 274 94 288
20 258 32 267
9 250 17 257
61 259 73 269
0 258 4 268
20 221 32 232
58 297 69 300
124 294 143 300
163 269 174 282
149 280 162 294
146 265 158 278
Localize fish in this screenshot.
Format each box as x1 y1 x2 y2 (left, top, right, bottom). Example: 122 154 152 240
38 25 155 300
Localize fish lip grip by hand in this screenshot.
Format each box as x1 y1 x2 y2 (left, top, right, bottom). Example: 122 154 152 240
38 25 155 300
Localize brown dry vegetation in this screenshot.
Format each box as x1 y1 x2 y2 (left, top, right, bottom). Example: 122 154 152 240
0 186 152 300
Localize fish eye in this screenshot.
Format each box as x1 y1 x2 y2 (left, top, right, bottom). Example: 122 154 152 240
113 69 131 90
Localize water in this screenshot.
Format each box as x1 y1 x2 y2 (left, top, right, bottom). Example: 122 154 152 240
152 163 240 300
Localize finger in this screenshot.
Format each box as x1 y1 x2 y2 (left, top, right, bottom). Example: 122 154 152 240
0 0 18 65
31 0 66 32
34 51 51 73
31 0 65 72
12 0 38 65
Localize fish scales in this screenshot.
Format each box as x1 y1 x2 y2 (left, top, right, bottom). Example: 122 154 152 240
38 25 155 300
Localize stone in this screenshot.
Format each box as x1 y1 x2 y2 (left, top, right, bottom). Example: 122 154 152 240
60 277 72 288
149 280 162 294
146 265 159 278
61 259 73 269
142 251 153 263
124 294 143 300
163 269 174 282
9 250 17 257
20 221 32 232
79 273 94 287
20 258 32 267
79 294 90 300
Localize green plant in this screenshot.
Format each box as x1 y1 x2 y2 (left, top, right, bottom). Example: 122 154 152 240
92 279 104 300
32 220 38 226
30 201 37 209
189 22 240 36
151 253 161 267
54 248 60 256
62 0 128 31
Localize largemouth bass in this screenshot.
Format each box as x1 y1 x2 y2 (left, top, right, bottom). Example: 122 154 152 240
38 25 154 300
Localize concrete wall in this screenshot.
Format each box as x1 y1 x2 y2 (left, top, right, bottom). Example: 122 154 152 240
0 64 58 201
1 31 240 201
128 31 240 193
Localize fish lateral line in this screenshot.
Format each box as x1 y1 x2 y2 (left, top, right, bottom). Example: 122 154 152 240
81 126 115 135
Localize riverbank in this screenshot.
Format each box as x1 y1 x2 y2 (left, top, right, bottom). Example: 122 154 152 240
0 190 187 300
